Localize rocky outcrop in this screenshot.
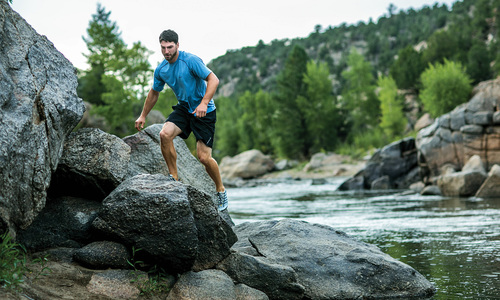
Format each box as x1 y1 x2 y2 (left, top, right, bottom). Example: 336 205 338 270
0 2 85 234
220 149 275 179
93 174 236 273
49 128 131 200
417 77 500 180
339 137 419 190
221 219 435 300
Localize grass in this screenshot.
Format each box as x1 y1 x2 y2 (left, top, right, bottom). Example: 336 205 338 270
127 246 171 296
0 231 27 291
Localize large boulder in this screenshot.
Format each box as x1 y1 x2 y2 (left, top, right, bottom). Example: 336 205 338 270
0 2 85 234
167 270 269 300
49 128 131 200
475 164 500 198
417 77 500 180
437 155 487 197
220 149 275 179
16 196 101 251
227 219 435 300
339 137 419 190
92 174 237 273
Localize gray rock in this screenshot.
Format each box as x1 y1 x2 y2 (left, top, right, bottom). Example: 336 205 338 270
0 2 85 234
475 164 500 198
437 171 487 197
220 149 275 179
73 241 130 269
235 284 269 300
371 175 391 190
409 181 425 194
338 171 365 191
234 219 435 299
421 185 442 196
494 111 500 124
16 197 101 251
472 111 493 125
92 174 236 273
87 269 145 299
49 128 131 200
167 270 237 300
349 137 418 190
217 251 305 300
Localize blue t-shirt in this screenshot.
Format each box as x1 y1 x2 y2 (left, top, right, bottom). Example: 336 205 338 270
153 51 216 114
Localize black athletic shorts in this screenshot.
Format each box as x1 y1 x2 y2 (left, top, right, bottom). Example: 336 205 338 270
166 104 217 148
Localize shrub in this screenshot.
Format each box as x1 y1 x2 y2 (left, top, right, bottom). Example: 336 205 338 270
420 59 472 118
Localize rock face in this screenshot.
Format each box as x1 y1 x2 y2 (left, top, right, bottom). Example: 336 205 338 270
220 149 275 179
222 219 435 300
0 2 85 234
417 77 500 180
92 174 237 273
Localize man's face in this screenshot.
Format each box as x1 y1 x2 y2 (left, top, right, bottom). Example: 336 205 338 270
160 40 179 62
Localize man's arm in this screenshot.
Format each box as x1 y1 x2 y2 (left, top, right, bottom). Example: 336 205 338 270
135 88 160 131
193 72 219 118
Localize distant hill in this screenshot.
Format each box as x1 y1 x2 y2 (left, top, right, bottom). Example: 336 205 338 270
208 0 497 98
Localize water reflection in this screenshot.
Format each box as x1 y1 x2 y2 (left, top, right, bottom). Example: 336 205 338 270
227 178 500 299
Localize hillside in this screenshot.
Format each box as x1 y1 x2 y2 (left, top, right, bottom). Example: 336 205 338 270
208 0 497 98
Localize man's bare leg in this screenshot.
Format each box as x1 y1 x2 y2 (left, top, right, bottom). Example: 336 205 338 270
160 122 183 180
196 140 225 192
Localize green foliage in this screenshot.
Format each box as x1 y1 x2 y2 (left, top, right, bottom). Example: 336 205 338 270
420 59 472 118
377 75 407 139
299 60 341 153
271 45 309 159
341 48 380 140
213 96 241 160
78 4 152 137
390 46 425 90
422 30 459 65
466 41 492 84
1 232 26 290
127 247 171 296
336 128 387 159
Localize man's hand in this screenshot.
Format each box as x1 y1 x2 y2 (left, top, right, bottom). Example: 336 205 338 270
135 116 146 131
193 102 208 118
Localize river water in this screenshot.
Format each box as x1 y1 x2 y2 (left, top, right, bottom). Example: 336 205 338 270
227 177 500 299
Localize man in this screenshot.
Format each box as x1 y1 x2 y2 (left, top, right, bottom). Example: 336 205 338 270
135 29 228 211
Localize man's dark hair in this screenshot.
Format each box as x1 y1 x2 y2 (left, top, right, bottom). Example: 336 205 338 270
159 30 178 44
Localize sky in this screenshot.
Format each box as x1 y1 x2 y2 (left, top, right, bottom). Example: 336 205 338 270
11 0 459 70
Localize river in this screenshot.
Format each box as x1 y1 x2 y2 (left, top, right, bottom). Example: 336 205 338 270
227 177 500 299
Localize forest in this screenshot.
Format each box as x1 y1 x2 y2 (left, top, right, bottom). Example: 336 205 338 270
76 0 500 162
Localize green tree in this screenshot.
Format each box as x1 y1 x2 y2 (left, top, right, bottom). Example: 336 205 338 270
298 60 341 154
78 4 152 136
237 90 274 154
271 45 309 159
422 30 458 65
466 41 491 84
377 75 407 138
420 59 472 117
213 97 241 160
341 48 380 140
390 46 425 90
